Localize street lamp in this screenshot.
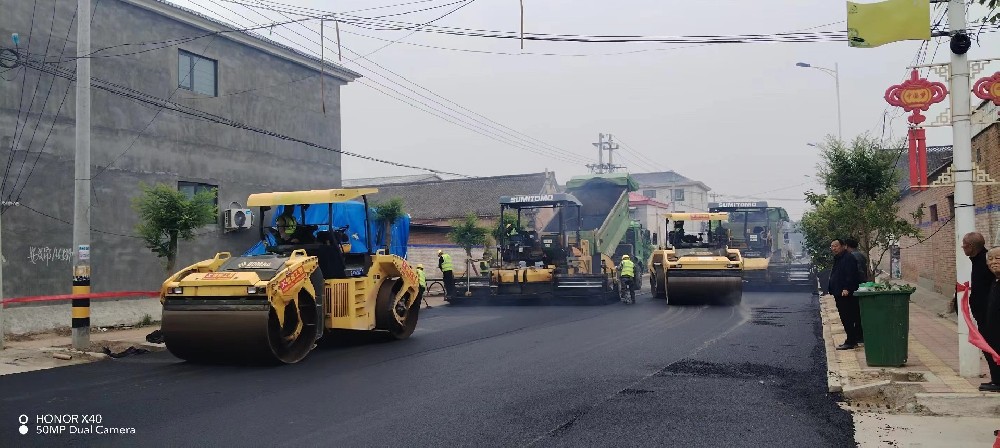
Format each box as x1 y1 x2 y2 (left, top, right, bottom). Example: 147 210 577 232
796 62 842 142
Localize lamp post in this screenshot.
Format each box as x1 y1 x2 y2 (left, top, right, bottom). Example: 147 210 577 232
796 62 842 141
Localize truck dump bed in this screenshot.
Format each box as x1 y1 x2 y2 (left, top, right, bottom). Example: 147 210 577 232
545 174 638 257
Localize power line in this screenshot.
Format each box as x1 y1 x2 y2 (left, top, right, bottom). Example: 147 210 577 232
613 137 668 172
1 0 40 202
209 1 591 164
349 0 480 60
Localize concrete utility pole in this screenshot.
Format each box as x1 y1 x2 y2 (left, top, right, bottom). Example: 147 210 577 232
948 0 978 378
0 201 12 349
72 0 92 350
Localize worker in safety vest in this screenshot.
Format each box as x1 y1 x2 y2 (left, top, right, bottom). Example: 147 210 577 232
416 264 431 309
275 211 300 244
618 254 636 303
438 249 455 299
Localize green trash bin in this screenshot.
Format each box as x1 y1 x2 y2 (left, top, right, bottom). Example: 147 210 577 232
855 290 912 367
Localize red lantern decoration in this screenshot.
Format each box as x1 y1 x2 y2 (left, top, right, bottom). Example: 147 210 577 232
884 69 949 190
973 71 1000 114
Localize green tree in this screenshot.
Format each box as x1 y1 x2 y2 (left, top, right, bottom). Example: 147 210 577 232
373 197 405 253
132 183 217 273
800 135 919 278
975 1 999 23
448 213 491 270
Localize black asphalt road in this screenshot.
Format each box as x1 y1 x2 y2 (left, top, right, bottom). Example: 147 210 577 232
1 291 854 447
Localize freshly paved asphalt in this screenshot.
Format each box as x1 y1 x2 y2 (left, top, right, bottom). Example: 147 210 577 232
1 290 854 447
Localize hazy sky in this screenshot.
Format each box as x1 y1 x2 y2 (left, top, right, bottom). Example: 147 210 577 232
169 0 1000 220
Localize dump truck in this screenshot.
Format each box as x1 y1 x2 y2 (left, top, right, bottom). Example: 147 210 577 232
648 212 743 306
613 220 654 281
159 188 421 364
707 201 813 290
457 193 620 304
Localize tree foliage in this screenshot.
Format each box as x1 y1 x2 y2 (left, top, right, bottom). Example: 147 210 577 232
975 1 1000 24
132 183 217 273
800 135 919 277
373 197 405 252
448 213 490 259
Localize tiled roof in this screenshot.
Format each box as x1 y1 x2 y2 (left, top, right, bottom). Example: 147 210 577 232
342 174 442 187
359 172 556 221
628 192 671 209
629 171 693 186
895 146 953 195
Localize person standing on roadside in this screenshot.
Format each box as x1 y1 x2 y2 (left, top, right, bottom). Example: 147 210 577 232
844 238 870 283
963 232 997 390
980 246 1000 392
829 238 862 350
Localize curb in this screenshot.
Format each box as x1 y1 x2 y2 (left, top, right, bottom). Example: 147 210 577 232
915 393 1000 418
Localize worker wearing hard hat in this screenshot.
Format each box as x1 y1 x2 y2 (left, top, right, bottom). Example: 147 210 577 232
438 249 455 300
618 254 636 304
416 264 431 309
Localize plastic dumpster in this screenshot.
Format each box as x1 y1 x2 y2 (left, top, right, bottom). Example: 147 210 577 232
855 289 912 367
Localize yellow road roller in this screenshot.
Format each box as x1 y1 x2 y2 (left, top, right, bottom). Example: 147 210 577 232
648 212 743 306
158 188 421 364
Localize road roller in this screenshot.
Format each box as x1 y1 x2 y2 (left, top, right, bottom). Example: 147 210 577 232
648 212 743 306
158 188 421 364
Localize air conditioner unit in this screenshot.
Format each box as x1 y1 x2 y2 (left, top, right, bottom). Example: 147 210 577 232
224 208 252 231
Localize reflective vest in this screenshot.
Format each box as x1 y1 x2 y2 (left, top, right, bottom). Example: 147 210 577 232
417 269 426 287
440 253 453 272
620 259 635 277
480 260 490 276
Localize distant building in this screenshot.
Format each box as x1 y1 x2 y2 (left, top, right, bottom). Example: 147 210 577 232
342 173 443 187
0 0 360 298
630 171 711 234
628 192 671 248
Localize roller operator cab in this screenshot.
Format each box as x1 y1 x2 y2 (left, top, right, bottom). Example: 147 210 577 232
458 193 620 305
648 212 743 306
158 188 421 365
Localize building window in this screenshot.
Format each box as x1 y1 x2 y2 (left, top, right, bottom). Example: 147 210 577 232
179 181 218 206
178 50 217 96
929 204 938 222
673 189 685 201
643 189 657 198
946 194 955 218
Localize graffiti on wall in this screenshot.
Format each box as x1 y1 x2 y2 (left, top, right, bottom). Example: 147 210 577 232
28 246 74 266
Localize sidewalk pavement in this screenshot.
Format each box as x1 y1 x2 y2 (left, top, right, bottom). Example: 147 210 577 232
820 282 1000 444
0 291 452 376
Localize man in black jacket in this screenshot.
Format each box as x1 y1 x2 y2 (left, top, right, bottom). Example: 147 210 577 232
828 238 862 350
962 232 998 390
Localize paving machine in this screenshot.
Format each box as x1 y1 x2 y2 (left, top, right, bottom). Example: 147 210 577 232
459 193 620 304
707 201 812 290
159 188 421 364
648 212 743 306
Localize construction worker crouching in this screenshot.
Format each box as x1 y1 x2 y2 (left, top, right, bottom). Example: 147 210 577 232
438 249 455 300
416 264 431 309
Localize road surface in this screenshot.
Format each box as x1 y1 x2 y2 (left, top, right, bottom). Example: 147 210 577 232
1 290 854 447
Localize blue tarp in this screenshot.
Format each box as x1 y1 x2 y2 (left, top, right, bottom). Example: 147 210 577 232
242 201 410 258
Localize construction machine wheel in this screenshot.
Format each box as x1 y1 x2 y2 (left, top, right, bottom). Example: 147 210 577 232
652 264 667 299
665 274 742 307
375 279 419 339
162 288 320 365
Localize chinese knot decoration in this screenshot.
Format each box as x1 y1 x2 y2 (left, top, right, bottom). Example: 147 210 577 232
884 69 949 191
973 72 1000 115
884 69 949 125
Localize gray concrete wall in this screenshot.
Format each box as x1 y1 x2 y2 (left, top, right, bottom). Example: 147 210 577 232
0 0 353 302
3 297 161 336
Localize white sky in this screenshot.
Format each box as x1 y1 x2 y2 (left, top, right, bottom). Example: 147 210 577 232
168 0 1000 220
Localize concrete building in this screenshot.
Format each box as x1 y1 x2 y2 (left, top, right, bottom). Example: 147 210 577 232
342 174 443 187
628 192 671 248
0 0 359 302
357 172 561 274
893 100 1000 295
630 171 711 234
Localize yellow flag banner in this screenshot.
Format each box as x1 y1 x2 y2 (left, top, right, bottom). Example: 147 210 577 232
847 0 930 48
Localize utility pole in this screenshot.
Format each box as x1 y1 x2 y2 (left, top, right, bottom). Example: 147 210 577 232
72 0 92 350
605 134 622 172
0 201 13 349
947 0 978 378
587 133 605 174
